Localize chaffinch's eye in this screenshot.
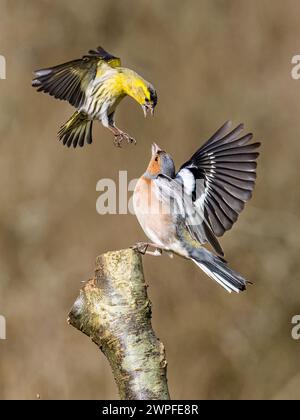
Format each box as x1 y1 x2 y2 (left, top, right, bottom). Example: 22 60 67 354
155 156 159 162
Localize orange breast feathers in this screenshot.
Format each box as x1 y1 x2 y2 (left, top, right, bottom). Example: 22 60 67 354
134 177 176 245
134 176 159 215
146 157 161 177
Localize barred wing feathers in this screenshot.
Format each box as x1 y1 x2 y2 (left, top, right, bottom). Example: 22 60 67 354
178 121 261 237
32 46 121 108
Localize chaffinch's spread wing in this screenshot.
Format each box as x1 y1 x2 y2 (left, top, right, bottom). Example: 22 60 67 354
177 121 260 237
153 173 224 256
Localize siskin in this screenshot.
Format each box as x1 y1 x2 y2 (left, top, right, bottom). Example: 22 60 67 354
32 46 157 148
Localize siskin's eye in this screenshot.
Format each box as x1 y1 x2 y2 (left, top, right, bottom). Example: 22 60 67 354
145 97 149 102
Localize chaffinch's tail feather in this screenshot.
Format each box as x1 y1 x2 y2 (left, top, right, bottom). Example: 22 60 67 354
58 111 93 148
191 247 247 293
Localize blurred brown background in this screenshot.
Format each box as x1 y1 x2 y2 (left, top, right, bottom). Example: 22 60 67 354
0 0 300 400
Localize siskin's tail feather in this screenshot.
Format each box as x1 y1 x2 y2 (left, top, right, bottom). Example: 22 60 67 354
191 247 247 293
58 111 93 148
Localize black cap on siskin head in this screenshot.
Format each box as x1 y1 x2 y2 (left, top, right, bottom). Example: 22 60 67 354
149 86 157 107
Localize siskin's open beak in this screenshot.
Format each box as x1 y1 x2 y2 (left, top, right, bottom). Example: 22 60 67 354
151 142 162 156
142 103 154 117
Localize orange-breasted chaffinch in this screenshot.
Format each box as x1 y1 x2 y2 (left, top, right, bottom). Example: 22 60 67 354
133 121 260 293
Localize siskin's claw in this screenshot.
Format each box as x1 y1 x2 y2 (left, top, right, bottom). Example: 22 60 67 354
114 132 136 147
127 135 136 145
113 134 123 147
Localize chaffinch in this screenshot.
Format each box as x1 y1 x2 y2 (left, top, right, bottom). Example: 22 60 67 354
133 121 260 293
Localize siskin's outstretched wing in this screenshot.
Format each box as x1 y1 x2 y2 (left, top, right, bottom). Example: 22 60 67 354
177 121 261 237
32 46 121 108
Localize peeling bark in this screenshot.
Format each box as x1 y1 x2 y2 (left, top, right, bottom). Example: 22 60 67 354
68 248 170 400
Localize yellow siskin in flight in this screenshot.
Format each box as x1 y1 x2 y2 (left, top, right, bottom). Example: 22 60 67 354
32 46 157 148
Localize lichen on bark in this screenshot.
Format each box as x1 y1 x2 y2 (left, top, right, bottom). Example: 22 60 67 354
68 248 170 400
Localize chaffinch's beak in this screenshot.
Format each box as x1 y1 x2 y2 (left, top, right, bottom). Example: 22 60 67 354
151 142 162 156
